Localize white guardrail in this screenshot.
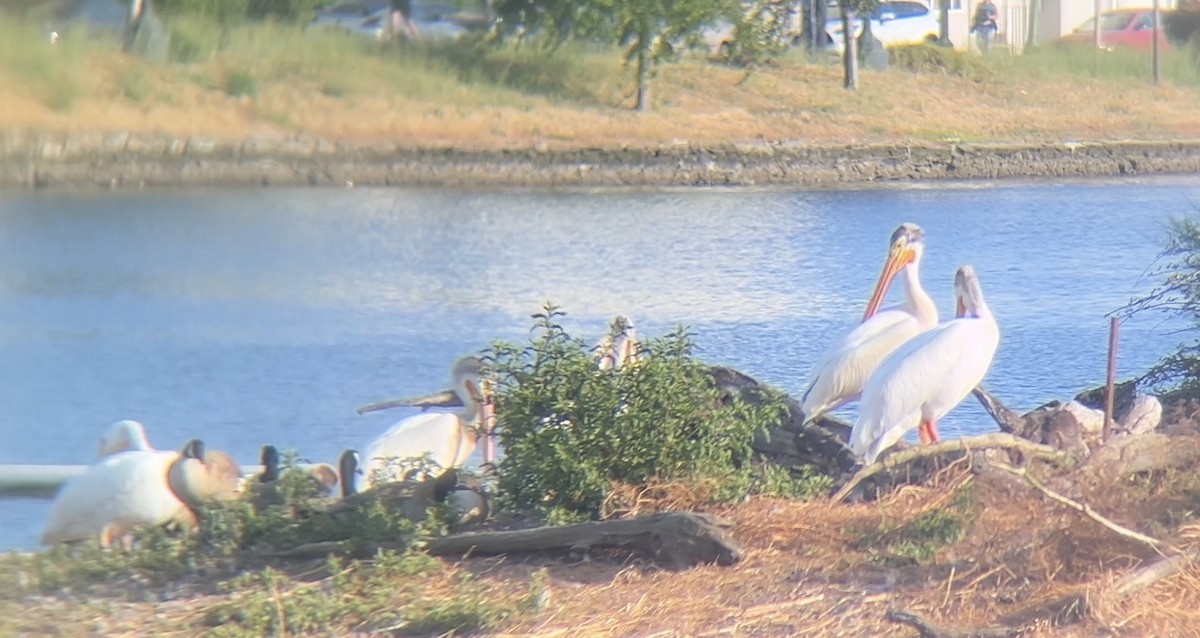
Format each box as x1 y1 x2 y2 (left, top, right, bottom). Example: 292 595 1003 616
0 464 273 500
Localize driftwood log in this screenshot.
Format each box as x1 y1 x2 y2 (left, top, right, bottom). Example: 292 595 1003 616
266 512 742 569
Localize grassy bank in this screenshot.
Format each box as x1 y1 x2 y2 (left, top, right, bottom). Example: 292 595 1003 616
3 17 1200 150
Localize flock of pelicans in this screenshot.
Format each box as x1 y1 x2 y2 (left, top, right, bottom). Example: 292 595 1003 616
39 221 1001 549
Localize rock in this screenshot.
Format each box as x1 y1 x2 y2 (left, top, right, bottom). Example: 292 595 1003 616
1117 395 1163 436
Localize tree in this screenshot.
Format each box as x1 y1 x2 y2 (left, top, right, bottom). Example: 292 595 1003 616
493 0 736 111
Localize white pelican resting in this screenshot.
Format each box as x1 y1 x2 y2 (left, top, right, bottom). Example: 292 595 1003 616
849 265 1000 464
354 356 495 489
799 223 939 424
98 419 156 458
40 439 239 547
597 315 642 370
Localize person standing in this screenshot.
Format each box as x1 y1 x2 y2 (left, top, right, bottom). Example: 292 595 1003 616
390 0 420 41
970 0 998 54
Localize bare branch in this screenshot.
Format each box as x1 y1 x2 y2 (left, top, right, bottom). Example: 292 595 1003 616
831 433 1070 502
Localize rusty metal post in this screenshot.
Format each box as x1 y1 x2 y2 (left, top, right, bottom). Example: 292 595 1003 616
1103 317 1119 442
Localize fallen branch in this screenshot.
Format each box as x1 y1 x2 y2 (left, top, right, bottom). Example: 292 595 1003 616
971 386 1028 435
832 433 1070 502
1111 547 1200 597
265 512 742 570
993 463 1161 548
884 609 1017 638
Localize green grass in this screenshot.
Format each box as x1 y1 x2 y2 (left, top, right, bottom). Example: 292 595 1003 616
991 42 1200 86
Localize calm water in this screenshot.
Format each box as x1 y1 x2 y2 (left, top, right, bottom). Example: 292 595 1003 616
3 177 1199 551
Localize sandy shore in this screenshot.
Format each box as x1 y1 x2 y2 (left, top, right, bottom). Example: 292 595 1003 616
4 130 1200 189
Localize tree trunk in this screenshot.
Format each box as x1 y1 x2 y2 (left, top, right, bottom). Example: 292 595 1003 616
842 6 859 89
635 44 650 112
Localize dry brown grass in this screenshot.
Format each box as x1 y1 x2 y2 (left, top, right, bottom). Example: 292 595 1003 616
4 22 1200 152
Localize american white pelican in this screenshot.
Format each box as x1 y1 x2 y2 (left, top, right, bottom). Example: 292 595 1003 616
97 420 155 458
597 315 642 370
799 223 939 424
354 356 495 489
40 438 238 547
849 265 1000 464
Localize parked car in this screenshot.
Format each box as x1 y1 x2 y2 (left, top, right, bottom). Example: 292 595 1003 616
825 0 940 53
308 0 471 41
1058 9 1170 52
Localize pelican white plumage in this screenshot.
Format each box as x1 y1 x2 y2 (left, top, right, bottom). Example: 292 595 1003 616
97 419 155 458
849 265 1000 464
799 223 939 424
354 355 495 489
40 439 237 547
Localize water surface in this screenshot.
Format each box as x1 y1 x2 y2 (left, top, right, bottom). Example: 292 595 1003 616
3 177 1198 551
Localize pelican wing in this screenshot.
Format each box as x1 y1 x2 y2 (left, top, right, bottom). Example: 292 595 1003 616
41 450 185 545
363 412 476 485
800 307 922 420
850 317 1000 463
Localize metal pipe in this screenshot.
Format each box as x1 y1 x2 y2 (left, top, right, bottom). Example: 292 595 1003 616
0 463 286 500
1103 317 1119 443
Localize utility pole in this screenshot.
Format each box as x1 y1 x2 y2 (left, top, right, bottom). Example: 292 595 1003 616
1093 0 1102 49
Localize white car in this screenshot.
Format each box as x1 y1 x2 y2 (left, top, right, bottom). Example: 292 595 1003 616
825 1 940 53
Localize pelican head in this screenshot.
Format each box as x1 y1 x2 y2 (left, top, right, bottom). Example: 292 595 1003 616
169 439 243 509
98 420 153 458
954 264 988 318
863 223 926 321
259 445 281 483
338 449 361 498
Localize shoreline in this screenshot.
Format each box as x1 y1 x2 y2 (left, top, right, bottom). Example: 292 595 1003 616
4 131 1200 189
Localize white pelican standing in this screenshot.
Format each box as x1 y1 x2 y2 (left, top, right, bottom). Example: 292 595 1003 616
40 439 239 547
354 355 495 489
799 223 939 424
849 265 1000 464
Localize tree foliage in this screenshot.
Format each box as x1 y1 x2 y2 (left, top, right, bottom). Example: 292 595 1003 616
1120 217 1200 391
492 0 736 110
485 305 790 521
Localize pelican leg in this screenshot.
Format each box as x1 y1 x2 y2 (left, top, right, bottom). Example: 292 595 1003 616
918 421 934 445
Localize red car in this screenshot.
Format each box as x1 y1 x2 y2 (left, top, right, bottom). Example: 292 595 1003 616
1060 8 1171 51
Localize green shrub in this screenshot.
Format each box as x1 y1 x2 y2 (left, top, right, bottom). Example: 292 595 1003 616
487 304 789 520
889 43 993 79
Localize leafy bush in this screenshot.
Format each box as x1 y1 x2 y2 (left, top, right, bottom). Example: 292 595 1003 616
487 305 789 520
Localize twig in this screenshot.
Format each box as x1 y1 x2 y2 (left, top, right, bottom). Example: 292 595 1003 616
993 463 1162 548
832 433 1069 502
